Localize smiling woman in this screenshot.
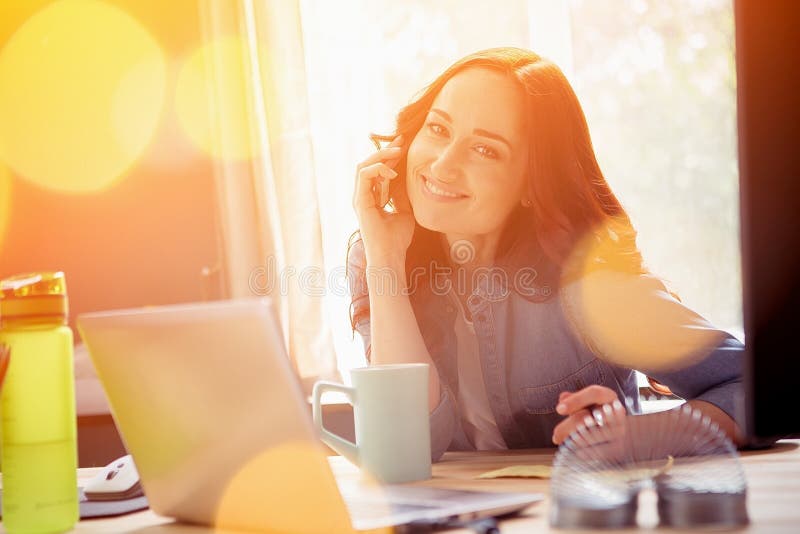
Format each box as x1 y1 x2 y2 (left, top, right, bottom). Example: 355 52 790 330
346 47 744 459
406 69 529 247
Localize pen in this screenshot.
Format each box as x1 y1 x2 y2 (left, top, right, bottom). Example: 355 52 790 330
401 516 500 533
0 343 10 389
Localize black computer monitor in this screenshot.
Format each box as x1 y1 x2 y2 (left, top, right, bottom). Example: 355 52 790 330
735 0 800 443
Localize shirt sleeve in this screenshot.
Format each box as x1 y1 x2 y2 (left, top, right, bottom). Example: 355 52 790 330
346 236 457 461
429 386 458 461
346 236 372 362
561 269 744 422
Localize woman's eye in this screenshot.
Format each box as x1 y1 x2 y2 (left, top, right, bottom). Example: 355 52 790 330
426 122 447 137
474 145 498 159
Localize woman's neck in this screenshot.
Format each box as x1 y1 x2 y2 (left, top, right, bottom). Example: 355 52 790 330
441 232 501 268
440 232 502 300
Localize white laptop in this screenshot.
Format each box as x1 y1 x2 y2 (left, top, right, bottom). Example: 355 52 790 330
77 299 542 532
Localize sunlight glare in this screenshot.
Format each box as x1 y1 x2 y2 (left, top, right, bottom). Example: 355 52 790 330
175 37 267 161
0 0 166 193
0 165 11 251
215 441 390 533
562 228 724 371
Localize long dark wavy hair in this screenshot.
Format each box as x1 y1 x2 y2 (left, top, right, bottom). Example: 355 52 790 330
348 47 646 326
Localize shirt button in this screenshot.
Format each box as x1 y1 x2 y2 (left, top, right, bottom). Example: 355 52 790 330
469 296 481 306
476 313 486 322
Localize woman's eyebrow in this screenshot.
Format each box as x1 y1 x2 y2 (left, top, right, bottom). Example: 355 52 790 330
430 108 453 122
473 128 512 151
429 108 512 151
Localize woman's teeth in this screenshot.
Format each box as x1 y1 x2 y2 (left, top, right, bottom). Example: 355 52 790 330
424 177 463 198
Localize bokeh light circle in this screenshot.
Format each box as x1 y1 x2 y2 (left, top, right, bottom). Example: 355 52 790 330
562 227 723 371
214 441 389 533
0 165 11 252
175 37 265 161
0 0 167 193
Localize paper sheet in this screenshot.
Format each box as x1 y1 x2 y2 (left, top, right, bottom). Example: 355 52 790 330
476 465 552 479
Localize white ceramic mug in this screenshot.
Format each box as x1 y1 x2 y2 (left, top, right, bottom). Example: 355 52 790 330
312 363 432 484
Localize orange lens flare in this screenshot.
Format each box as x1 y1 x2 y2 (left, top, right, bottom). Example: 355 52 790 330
0 0 167 193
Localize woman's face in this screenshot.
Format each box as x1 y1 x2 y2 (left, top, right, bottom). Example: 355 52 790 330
405 67 529 240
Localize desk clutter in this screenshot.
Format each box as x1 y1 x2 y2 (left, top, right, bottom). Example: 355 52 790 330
0 456 147 520
550 401 748 529
0 490 148 520
0 272 82 532
0 455 148 520
0 270 756 531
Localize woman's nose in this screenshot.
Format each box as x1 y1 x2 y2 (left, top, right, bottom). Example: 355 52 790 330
429 143 461 183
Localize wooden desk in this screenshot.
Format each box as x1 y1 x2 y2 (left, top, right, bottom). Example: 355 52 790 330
24 440 800 533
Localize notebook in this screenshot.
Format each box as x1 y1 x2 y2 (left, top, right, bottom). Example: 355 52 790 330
77 298 542 532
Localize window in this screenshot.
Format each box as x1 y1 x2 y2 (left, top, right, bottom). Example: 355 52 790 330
568 0 741 339
297 0 740 376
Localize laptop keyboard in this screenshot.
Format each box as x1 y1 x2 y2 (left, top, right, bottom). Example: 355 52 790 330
337 481 517 522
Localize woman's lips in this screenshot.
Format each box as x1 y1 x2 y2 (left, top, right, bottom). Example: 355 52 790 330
420 174 468 202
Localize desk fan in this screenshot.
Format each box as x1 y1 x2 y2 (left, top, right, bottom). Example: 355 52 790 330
550 401 748 529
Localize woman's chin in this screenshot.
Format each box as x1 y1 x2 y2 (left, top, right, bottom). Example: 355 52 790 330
413 210 457 235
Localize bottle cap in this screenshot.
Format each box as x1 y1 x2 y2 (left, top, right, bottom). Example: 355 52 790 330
0 272 69 325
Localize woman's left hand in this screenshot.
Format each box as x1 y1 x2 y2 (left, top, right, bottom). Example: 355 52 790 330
551 385 620 445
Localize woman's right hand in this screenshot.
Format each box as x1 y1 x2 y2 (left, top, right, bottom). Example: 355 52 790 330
352 135 415 267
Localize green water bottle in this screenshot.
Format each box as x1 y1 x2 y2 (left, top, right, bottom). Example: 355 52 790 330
0 272 79 533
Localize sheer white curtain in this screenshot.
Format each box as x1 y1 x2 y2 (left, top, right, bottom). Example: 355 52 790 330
299 0 545 377
202 0 739 384
200 0 338 388
298 0 740 379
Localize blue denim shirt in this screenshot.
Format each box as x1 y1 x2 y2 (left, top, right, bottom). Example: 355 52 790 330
347 239 743 461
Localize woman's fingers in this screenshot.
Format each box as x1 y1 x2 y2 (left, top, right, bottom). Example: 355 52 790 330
353 162 399 212
386 134 404 149
357 135 404 171
552 385 619 445
552 388 628 445
357 146 402 170
552 408 592 445
354 135 405 212
556 385 618 416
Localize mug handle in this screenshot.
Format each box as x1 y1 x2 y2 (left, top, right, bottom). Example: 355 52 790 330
312 381 359 466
